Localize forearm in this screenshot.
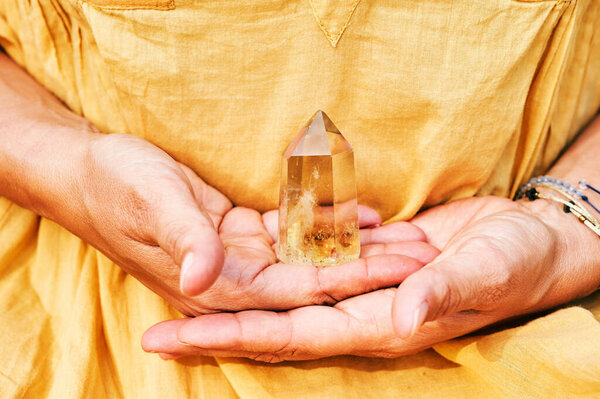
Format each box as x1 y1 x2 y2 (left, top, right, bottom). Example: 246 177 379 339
548 113 600 187
534 113 600 296
0 52 96 223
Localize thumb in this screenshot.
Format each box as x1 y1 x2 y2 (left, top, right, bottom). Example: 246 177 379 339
153 192 225 297
391 253 501 338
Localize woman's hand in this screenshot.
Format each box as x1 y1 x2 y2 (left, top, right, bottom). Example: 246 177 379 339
63 132 232 303
171 205 439 316
0 52 225 308
0 53 437 319
63 133 439 317
142 195 600 361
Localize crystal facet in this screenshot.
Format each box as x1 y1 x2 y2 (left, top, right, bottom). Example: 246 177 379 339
277 110 359 266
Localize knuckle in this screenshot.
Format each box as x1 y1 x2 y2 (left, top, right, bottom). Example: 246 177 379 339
429 268 461 319
272 313 295 355
123 186 155 227
480 268 512 308
475 242 515 309
362 257 374 291
436 286 456 319
92 139 157 227
111 184 157 245
314 269 339 304
161 219 192 258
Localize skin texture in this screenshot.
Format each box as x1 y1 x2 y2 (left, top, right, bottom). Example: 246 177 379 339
0 52 438 318
80 133 440 316
143 195 600 362
84 132 440 316
2 51 600 362
143 117 600 361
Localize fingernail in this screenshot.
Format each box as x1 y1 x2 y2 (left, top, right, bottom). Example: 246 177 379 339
409 302 429 338
179 252 194 294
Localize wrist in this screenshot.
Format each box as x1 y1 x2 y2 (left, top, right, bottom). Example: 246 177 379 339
0 51 107 237
518 195 600 299
44 127 103 234
2 121 100 228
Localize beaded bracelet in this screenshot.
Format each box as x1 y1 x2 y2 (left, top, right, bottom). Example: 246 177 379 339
514 176 600 238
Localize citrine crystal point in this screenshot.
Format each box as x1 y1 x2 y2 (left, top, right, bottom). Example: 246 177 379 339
277 110 359 267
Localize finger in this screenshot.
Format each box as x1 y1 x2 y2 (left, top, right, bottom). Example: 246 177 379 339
360 241 440 264
143 319 249 359
219 207 275 267
227 209 426 309
175 308 348 360
357 205 382 227
173 290 397 361
220 207 273 244
142 318 189 354
262 210 278 242
144 290 502 361
262 205 383 243
153 188 224 296
250 254 423 308
316 254 423 302
143 319 250 359
391 253 500 339
360 222 427 245
143 319 256 358
142 318 252 360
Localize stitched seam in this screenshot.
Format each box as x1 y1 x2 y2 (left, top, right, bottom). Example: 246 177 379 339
309 0 362 47
79 0 175 10
334 0 362 46
309 0 336 44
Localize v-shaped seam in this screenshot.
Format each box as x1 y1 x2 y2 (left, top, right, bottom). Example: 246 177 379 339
309 0 362 48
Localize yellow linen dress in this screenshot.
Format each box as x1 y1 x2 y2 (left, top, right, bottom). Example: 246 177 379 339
1 0 600 397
